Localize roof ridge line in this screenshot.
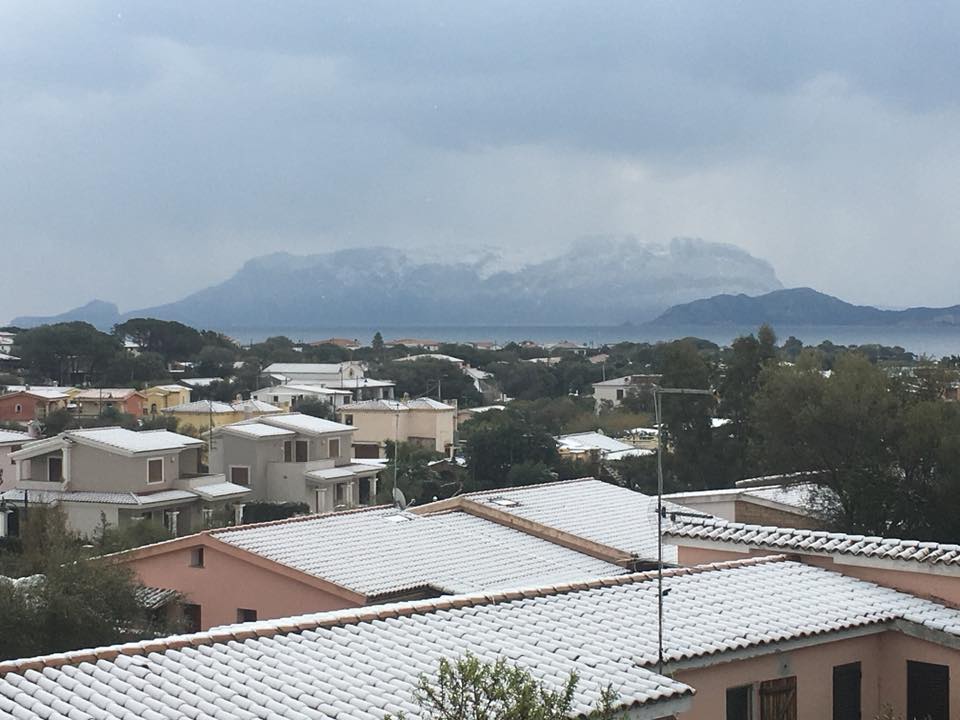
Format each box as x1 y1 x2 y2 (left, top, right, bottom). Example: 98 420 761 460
0 554 789 678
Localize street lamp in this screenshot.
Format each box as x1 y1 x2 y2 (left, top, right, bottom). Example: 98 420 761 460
651 385 716 674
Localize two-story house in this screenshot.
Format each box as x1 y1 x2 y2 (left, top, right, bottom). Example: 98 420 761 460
2 427 250 537
592 374 661 411
209 413 382 512
337 398 456 458
73 388 147 418
264 361 366 385
0 386 74 423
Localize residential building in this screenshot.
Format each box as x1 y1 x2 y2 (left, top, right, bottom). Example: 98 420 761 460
665 481 826 529
251 383 353 412
0 429 31 491
161 399 282 430
0 387 73 423
457 404 506 426
264 361 365 385
209 413 381 511
309 337 362 350
114 504 625 630
545 340 588 355
2 427 249 537
555 430 655 461
5 554 960 719
592 373 662 411
326 377 396 401
393 353 465 366
141 384 191 415
386 338 442 351
337 398 456 458
0 331 15 355
73 388 147 418
178 377 224 395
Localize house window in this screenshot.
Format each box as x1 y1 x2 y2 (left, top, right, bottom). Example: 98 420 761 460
726 685 752 720
230 466 250 486
295 440 308 462
335 482 348 506
759 677 796 720
182 603 202 633
328 438 340 458
189 547 205 567
14 404 21 415
236 608 258 623
344 414 354 425
273 395 280 403
283 440 293 462
47 456 63 482
832 662 861 720
907 660 949 720
147 457 164 484
616 389 624 400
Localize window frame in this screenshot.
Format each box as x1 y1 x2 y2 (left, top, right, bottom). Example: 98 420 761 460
295 439 308 462
328 437 340 459
47 456 63 483
146 457 165 484
189 547 205 568
229 465 250 486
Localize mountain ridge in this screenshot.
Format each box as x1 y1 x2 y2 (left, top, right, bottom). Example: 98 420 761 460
11 238 782 329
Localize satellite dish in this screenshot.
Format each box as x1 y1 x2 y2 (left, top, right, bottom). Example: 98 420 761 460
392 486 407 510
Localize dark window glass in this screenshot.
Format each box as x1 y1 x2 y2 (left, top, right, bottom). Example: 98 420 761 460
908 660 949 720
833 662 861 720
726 685 751 720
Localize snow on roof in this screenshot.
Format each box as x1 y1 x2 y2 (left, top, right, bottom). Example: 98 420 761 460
267 383 352 395
304 464 381 482
178 377 222 387
393 353 464 364
162 399 235 414
259 413 354 435
0 386 72 399
0 353 19 361
593 374 660 387
67 427 203 455
212 506 626 598
326 378 395 389
341 397 454 412
72 388 142 400
191 482 253 500
555 431 638 454
5 557 960 719
264 363 348 374
218 422 296 439
460 478 688 563
462 404 506 413
667 516 960 567
0 429 31 445
0 488 199 506
230 398 283 413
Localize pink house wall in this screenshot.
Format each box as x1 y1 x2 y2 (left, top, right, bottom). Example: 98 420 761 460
674 631 960 719
124 542 362 630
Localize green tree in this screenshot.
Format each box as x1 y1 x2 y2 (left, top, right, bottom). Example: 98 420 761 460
113 319 204 361
372 332 385 356
461 410 559 490
195 345 236 378
387 653 621 720
381 441 447 505
14 322 121 385
295 397 333 420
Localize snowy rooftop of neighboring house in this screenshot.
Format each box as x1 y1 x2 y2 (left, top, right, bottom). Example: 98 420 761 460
264 383 353 396
216 421 296 439
0 488 200 506
593 374 661 387
147 384 190 393
5 556 960 719
667 516 960 568
463 366 493 380
211 506 627 598
231 398 283 413
665 483 821 516
326 377 396 389
341 398 455 412
393 353 465 364
555 430 652 457
264 363 352 375
251 413 353 435
461 404 506 413
162 399 236 414
73 388 142 400
0 353 18 361
0 429 31 446
0 386 73 399
71 427 203 454
450 478 689 563
178 377 223 388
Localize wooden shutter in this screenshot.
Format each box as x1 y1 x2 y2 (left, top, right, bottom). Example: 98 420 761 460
760 677 797 720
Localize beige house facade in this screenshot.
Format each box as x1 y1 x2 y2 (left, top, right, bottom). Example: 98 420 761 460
338 398 456 458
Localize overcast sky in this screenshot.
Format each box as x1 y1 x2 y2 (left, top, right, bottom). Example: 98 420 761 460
3 1 960 319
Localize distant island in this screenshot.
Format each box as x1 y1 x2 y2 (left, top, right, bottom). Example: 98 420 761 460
648 287 960 327
11 238 781 329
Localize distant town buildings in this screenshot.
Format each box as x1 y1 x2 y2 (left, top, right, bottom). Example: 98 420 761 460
592 373 661 411
337 397 456 458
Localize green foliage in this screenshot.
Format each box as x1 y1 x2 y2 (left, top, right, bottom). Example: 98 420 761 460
14 322 121 385
376 358 482 406
505 460 555 487
295 397 333 420
93 516 173 554
139 414 180 431
381 441 449 505
386 653 622 720
113 318 204 361
195 345 237 377
462 410 559 491
0 506 177 660
241 502 311 524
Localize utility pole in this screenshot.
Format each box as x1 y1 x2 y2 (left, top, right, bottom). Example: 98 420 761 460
652 385 715 674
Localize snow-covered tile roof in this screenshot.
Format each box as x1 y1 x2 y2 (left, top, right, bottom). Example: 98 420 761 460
3 557 960 720
191 482 252 500
0 429 31 445
555 431 639 454
340 398 454 412
393 353 464 364
212 506 627 598
0 488 199 506
72 388 142 400
0 386 73 399
162 399 235 414
304 463 381 482
218 422 296 438
178 377 223 387
265 362 349 374
668 516 960 567
230 398 283 413
259 413 354 435
458 478 684 563
67 427 203 455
